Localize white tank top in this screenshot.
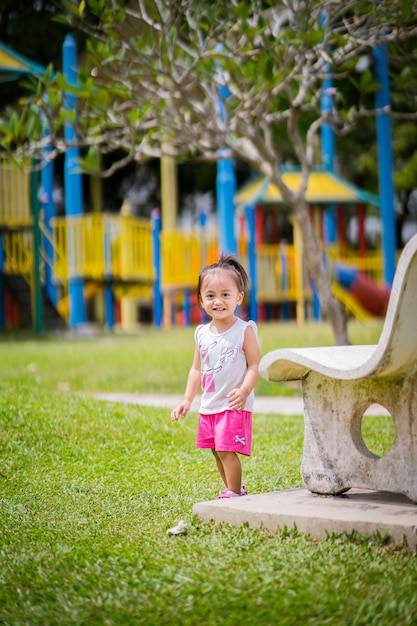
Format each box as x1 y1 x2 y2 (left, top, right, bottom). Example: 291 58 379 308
195 318 258 414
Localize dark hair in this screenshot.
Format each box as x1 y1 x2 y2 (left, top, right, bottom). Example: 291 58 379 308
197 254 250 300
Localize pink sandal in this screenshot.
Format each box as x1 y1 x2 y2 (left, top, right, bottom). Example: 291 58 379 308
217 489 240 499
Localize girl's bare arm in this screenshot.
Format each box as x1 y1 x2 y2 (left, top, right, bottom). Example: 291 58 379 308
171 344 201 420
227 325 260 408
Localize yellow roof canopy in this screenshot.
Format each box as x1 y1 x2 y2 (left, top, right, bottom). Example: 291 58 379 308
0 41 44 83
235 169 380 208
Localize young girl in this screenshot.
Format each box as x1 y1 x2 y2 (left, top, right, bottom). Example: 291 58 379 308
171 254 260 499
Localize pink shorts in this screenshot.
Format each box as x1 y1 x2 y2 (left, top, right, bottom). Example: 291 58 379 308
196 410 252 456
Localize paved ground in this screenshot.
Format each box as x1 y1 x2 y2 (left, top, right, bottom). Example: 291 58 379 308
193 488 417 551
89 392 390 416
90 392 415 551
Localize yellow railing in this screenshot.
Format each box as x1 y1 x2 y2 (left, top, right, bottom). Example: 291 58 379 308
160 230 219 291
257 243 312 303
0 161 32 228
52 214 104 280
2 229 33 282
51 214 154 283
117 216 153 281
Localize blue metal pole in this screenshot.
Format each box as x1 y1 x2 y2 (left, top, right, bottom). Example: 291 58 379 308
183 289 191 326
321 74 335 174
318 68 338 323
320 10 336 246
321 71 337 245
312 279 321 321
216 156 237 254
151 209 162 328
198 207 207 268
245 204 258 322
41 110 58 307
104 286 114 330
63 33 86 327
216 45 237 255
374 44 396 286
103 231 114 330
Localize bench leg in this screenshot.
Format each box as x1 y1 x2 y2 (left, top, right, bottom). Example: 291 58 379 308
300 372 417 503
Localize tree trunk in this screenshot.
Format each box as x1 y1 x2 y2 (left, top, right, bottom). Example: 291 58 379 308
294 199 350 346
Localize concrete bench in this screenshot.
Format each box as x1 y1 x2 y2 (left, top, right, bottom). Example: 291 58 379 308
260 233 417 503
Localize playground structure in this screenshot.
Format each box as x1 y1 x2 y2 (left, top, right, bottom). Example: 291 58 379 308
0 34 399 332
0 157 391 332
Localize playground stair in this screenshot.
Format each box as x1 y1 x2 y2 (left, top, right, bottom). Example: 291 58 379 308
4 274 66 331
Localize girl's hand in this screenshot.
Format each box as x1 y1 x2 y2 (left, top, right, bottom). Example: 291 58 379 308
171 400 191 421
227 387 248 412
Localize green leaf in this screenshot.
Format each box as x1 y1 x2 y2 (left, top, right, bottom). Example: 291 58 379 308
401 0 413 19
75 146 102 176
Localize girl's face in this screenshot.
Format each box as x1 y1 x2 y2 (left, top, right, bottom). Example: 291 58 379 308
199 268 244 321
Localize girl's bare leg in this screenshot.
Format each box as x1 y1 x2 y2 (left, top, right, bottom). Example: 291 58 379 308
215 450 242 495
212 449 227 487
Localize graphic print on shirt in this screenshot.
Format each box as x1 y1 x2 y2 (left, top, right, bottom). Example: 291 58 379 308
200 341 238 393
200 339 218 392
220 347 238 364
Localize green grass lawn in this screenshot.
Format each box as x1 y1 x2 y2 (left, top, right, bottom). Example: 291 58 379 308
1 322 416 625
1 320 383 396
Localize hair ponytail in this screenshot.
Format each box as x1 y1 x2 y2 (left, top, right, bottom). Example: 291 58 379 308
197 254 250 300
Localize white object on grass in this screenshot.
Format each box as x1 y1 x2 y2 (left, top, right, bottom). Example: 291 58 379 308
167 520 187 535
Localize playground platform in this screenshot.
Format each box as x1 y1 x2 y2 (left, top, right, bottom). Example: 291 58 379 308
193 487 417 552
